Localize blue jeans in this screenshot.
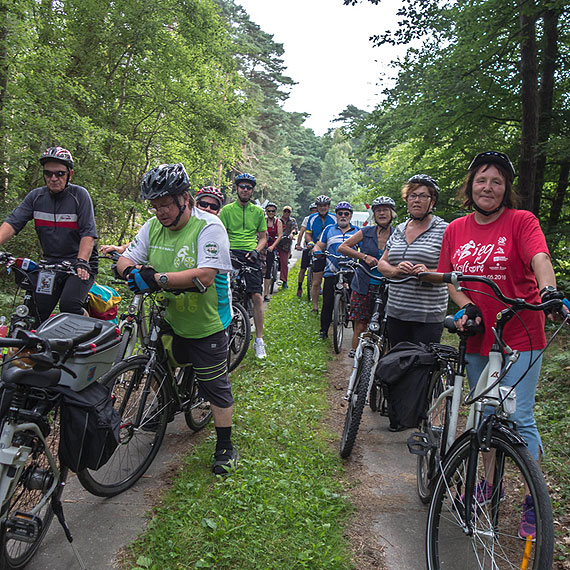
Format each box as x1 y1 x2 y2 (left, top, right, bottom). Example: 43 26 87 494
465 351 543 460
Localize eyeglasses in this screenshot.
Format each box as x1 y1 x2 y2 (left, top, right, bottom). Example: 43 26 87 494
197 200 220 212
336 211 351 217
238 184 253 190
266 209 276 214
148 199 176 214
407 193 431 201
43 169 67 178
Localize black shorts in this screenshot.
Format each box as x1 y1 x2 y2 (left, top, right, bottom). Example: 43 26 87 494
171 329 234 409
231 250 263 295
312 256 326 273
300 248 312 270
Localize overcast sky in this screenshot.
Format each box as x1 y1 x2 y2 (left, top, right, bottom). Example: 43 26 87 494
236 0 405 135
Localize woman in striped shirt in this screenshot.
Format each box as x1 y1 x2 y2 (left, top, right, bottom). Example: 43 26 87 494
377 175 448 346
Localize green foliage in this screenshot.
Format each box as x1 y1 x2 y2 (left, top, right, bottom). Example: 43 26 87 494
125 263 354 570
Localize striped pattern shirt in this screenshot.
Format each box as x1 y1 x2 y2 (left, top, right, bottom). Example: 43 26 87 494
385 215 449 323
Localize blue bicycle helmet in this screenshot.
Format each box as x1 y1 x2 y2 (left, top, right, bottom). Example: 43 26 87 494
335 201 353 212
235 173 256 187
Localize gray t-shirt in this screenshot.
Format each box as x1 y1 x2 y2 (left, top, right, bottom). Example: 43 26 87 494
385 215 449 323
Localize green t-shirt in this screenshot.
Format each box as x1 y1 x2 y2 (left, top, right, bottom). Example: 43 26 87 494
125 212 232 339
219 200 267 250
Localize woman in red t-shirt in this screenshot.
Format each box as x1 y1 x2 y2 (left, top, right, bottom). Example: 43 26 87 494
438 151 563 538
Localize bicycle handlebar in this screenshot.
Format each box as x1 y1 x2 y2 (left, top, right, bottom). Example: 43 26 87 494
418 271 566 315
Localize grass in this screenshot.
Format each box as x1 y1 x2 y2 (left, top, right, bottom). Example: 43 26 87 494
124 263 354 570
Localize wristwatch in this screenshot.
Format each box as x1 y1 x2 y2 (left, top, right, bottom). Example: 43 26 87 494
158 273 169 287
539 285 556 297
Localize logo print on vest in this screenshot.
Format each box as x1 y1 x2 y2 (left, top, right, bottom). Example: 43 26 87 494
174 245 195 268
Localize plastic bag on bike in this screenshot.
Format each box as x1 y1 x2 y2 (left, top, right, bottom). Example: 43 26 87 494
375 342 435 431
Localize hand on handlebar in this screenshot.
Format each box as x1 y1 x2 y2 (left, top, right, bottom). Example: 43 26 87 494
73 258 91 281
127 266 160 293
453 303 483 332
541 288 565 321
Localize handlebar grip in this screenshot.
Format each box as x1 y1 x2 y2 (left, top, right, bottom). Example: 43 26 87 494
192 277 207 293
562 298 570 317
417 272 456 284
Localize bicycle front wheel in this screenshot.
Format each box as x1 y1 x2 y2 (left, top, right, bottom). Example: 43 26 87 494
0 411 67 570
227 302 251 373
417 369 451 504
332 293 344 354
340 345 375 458
306 268 312 302
426 430 553 570
77 356 169 497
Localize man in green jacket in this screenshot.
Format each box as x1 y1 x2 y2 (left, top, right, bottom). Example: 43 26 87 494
219 173 268 358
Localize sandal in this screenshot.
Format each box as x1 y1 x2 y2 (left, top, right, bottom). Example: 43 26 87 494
212 447 239 475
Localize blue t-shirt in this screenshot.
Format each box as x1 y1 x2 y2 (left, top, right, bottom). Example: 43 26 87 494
320 223 359 277
351 225 394 295
306 212 336 244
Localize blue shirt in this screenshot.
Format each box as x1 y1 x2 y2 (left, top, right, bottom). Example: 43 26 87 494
351 225 394 294
320 223 359 277
305 212 336 244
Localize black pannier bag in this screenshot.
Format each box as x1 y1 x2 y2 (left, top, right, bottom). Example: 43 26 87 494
57 381 120 473
375 342 435 431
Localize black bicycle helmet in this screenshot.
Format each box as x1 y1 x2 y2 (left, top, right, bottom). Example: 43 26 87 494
408 174 440 203
371 196 396 211
315 194 331 205
140 163 190 201
39 146 74 169
235 173 256 187
468 151 515 182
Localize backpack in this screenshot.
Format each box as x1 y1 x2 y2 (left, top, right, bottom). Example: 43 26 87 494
87 283 121 323
57 381 121 473
375 342 435 431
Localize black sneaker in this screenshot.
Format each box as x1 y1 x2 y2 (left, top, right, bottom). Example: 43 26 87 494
213 447 239 475
318 331 328 339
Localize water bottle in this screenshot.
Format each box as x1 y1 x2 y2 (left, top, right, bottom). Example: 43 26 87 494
14 257 39 271
0 316 7 338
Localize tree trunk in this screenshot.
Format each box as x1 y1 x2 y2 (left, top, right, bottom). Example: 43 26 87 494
534 8 559 215
548 162 569 228
518 1 539 213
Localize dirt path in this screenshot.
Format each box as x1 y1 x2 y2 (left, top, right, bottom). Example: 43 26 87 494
326 338 426 570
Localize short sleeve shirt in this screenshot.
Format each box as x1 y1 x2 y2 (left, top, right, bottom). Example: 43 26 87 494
305 212 336 243
219 201 267 250
123 208 232 339
319 223 359 277
438 208 549 355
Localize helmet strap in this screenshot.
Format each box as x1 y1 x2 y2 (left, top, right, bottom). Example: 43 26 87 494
472 202 503 217
165 195 187 228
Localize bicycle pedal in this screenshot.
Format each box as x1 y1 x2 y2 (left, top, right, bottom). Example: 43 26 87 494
406 432 435 456
5 511 42 543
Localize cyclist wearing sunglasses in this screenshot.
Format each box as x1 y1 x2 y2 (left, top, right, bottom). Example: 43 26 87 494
219 173 268 359
195 186 225 214
312 202 358 339
0 146 98 322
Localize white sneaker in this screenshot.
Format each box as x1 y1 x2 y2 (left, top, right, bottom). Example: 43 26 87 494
254 339 267 359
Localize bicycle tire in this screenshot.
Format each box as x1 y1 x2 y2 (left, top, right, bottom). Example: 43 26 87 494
0 410 68 570
77 356 169 498
426 430 553 570
340 345 374 458
227 302 251 372
306 267 312 302
180 368 213 431
369 335 390 413
417 369 451 504
270 257 278 294
332 293 343 354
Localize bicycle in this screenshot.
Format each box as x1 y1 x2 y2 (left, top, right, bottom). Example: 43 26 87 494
227 300 251 373
410 271 565 570
331 259 353 354
0 315 121 570
339 262 412 458
0 252 80 335
76 286 214 498
305 248 313 302
269 250 280 294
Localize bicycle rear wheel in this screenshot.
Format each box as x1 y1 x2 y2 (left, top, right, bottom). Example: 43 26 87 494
77 356 169 497
179 368 213 431
0 408 67 570
332 293 344 354
227 302 251 373
340 345 374 458
417 369 451 504
426 430 553 570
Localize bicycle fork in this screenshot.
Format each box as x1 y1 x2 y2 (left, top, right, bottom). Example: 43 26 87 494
345 340 380 400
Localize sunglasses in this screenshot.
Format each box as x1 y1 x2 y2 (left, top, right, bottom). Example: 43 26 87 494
197 199 220 212
43 169 67 178
336 211 351 217
238 184 253 190
266 209 276 214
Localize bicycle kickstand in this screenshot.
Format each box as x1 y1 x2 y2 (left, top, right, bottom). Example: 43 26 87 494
51 495 88 570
